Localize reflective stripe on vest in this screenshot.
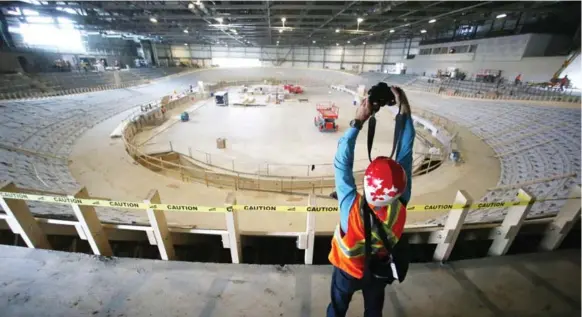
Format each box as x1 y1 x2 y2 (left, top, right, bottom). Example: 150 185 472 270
332 198 402 259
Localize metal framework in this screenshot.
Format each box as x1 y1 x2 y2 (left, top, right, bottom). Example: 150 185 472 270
0 1 580 46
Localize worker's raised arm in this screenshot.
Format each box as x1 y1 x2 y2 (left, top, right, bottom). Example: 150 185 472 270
392 87 415 205
335 99 372 232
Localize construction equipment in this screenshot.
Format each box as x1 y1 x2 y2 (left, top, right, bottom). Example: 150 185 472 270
530 48 580 88
314 103 339 132
215 91 229 106
284 84 303 94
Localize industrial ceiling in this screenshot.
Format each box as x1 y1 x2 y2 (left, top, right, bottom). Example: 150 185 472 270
1 1 580 46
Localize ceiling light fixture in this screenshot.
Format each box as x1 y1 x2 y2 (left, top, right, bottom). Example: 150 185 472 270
335 28 340 33
188 3 194 9
279 29 283 33
347 40 351 44
389 29 395 33
312 40 316 44
357 17 363 31
281 17 286 22
183 29 188 33
420 29 427 33
496 13 507 19
336 43 339 46
216 17 223 24
428 19 436 23
184 43 188 46
196 0 201 5
363 41 366 45
149 17 157 23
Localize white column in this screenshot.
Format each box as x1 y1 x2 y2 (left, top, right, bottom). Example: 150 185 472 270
539 185 581 251
488 188 534 256
433 190 472 262
304 194 317 265
70 187 112 256
225 192 242 263
0 181 51 249
144 189 176 260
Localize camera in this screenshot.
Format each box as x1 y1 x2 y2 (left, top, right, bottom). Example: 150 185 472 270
367 82 397 112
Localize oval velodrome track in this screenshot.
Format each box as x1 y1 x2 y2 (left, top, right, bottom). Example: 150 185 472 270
0 67 579 233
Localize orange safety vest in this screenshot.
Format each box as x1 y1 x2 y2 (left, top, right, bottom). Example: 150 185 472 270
328 193 406 279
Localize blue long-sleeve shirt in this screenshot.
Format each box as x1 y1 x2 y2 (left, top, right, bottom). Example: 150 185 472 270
335 115 415 233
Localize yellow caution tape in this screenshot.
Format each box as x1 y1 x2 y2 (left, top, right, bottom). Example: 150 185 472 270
0 192 572 213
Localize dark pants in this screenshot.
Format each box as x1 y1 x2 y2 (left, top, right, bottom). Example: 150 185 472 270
326 266 388 317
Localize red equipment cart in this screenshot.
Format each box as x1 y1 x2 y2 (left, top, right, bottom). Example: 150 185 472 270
283 84 304 94
314 103 339 132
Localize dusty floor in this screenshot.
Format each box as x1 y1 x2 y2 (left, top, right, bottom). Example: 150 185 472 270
0 245 579 317
68 84 500 230
136 86 426 177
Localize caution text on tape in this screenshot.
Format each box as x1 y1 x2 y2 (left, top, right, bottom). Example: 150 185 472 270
0 191 549 213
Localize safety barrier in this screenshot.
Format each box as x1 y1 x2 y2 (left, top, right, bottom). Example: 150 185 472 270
0 181 579 264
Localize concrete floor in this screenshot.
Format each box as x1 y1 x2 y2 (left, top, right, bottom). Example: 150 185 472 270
0 245 579 317
137 86 425 178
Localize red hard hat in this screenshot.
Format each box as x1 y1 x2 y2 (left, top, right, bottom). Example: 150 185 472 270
363 156 406 207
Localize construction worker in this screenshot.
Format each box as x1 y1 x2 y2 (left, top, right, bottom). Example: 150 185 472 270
327 87 415 317
560 75 569 91
514 74 522 86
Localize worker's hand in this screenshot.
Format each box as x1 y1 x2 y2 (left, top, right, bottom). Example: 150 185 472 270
355 98 373 122
391 86 411 115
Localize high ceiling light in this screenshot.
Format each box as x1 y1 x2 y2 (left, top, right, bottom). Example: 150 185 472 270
231 29 237 34
496 13 507 19
312 40 316 43
428 19 436 23
184 43 188 46
216 17 223 24
357 17 364 31
279 29 283 33
149 17 157 23
336 43 340 46
335 28 340 33
389 29 395 33
195 0 201 5
281 17 286 22
183 29 188 33
363 42 366 45
188 3 194 9
347 40 351 43
420 29 427 33
277 40 279 44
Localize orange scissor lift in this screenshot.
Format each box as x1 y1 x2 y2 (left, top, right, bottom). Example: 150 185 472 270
314 103 339 132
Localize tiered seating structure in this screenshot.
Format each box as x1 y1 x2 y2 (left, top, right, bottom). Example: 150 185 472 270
0 68 187 100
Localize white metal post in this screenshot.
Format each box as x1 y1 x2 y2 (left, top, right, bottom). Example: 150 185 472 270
144 189 176 260
225 192 242 263
70 187 113 256
539 185 581 251
433 190 472 262
488 188 534 256
304 194 316 265
0 181 51 249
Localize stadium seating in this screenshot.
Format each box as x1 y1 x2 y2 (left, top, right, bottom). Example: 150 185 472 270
416 98 580 224
0 68 579 225
0 68 187 100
